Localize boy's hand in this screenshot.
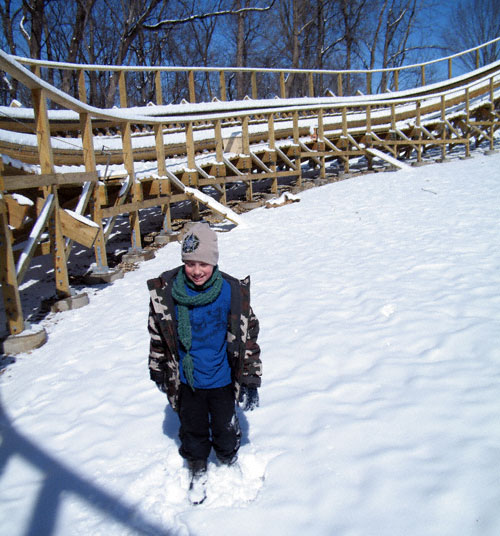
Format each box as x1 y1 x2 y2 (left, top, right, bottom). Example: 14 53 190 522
239 385 259 411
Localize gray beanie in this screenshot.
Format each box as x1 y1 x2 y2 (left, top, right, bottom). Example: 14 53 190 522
181 223 219 266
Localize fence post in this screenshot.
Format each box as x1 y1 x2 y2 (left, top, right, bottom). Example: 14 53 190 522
251 71 258 99
118 71 127 108
280 72 286 99
337 73 343 96
188 71 196 103
219 71 227 101
155 71 163 105
78 69 87 103
394 69 399 92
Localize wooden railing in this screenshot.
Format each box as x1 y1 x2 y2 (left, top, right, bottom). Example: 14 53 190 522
11 37 500 106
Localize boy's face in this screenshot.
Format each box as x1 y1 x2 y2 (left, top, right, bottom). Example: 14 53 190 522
184 261 214 286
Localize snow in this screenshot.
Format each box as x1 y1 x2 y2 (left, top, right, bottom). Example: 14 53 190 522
1 150 500 535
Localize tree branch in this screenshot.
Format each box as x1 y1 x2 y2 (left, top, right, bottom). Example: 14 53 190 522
143 1 276 30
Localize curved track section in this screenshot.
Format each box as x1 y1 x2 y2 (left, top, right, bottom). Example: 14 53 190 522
0 47 499 339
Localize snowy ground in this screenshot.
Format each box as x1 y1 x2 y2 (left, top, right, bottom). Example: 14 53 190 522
1 148 500 535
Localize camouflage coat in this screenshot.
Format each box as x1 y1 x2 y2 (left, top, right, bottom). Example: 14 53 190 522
147 266 262 412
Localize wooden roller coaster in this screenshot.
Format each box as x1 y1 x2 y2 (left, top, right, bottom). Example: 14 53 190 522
1 38 499 350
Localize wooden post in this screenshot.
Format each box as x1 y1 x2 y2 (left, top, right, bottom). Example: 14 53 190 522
78 70 87 103
242 116 252 200
366 72 372 95
394 69 399 91
440 95 447 160
0 160 24 335
186 121 200 220
219 71 227 101
365 105 373 169
155 122 172 232
121 120 143 251
308 73 314 97
214 119 226 204
489 77 495 151
81 111 109 272
416 100 422 162
155 71 163 105
465 88 471 157
421 65 426 86
268 114 277 195
337 73 343 96
342 107 349 172
280 72 286 99
448 58 452 79
251 71 258 99
32 87 71 298
188 71 196 103
318 109 325 180
475 49 480 69
118 71 127 108
293 110 302 188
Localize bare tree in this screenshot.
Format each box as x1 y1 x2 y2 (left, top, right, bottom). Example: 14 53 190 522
443 0 500 70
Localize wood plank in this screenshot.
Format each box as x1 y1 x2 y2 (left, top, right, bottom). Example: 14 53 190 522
58 208 99 249
4 195 33 228
3 171 98 190
101 195 172 218
365 147 412 170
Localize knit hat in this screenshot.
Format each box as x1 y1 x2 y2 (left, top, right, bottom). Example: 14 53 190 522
181 222 219 266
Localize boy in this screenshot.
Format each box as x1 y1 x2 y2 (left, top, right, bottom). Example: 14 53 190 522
147 222 262 504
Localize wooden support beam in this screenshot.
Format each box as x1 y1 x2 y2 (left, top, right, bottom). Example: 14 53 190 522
32 86 71 299
121 120 143 251
0 160 24 335
185 121 200 219
2 171 98 190
293 110 302 187
101 195 172 218
154 123 172 233
268 114 278 194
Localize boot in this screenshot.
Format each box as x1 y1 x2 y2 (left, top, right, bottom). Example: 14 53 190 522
188 459 207 505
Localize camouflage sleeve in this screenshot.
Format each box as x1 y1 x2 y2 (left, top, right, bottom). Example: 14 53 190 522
242 306 262 388
148 300 169 391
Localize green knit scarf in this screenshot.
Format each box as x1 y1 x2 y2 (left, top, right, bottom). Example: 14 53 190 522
172 266 223 389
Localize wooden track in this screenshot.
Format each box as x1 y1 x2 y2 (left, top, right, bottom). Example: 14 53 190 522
1 46 499 340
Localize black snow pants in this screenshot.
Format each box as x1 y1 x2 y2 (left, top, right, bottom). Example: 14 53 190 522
178 383 241 463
